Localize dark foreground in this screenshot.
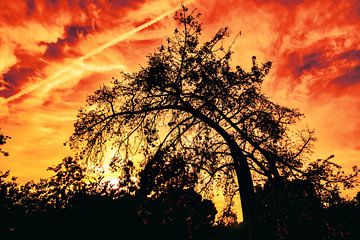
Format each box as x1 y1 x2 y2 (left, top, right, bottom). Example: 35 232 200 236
1 181 359 240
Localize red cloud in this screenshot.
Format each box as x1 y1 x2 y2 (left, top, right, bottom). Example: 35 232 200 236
42 25 93 60
333 66 360 86
1 65 35 98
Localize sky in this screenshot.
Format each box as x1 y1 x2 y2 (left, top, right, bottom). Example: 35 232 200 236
0 0 359 196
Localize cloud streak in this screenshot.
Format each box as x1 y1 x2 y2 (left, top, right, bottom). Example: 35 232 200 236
0 3 186 105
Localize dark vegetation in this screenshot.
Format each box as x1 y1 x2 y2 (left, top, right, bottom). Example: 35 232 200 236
1 6 359 240
0 155 359 239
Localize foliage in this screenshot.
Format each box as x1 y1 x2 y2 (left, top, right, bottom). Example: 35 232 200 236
0 152 359 239
255 179 360 240
0 129 10 157
303 155 359 204
0 170 19 237
139 188 217 240
0 156 218 239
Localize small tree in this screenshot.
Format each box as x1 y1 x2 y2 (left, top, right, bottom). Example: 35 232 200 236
46 157 87 208
69 7 358 239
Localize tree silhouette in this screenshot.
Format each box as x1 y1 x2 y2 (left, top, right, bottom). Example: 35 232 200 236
140 187 217 240
0 145 358 238
0 170 19 238
46 157 87 208
0 130 18 237
255 179 324 240
255 178 360 240
0 155 218 239
0 129 10 157
68 6 358 239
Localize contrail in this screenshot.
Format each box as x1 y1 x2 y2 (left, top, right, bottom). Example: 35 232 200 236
1 1 194 105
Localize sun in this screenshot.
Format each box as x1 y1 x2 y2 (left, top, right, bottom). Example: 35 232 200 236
103 175 120 188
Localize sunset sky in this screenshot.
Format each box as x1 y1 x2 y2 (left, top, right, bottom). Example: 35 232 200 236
0 0 359 196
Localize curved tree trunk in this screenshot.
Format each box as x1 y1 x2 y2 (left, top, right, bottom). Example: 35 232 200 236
230 143 257 240
180 105 257 240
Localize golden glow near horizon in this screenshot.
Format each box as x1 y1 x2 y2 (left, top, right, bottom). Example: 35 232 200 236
1 0 360 205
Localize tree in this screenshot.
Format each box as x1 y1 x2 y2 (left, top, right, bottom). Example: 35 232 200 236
68 6 357 239
0 155 218 239
255 178 360 240
0 170 19 237
0 129 10 157
139 187 217 240
45 156 87 208
255 179 325 240
0 130 18 237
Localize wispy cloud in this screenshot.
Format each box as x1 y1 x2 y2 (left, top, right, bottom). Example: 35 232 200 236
0 3 184 105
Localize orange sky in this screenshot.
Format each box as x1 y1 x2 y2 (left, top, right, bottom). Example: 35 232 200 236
0 0 359 196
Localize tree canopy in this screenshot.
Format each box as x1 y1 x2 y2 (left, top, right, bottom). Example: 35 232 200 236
69 6 358 240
